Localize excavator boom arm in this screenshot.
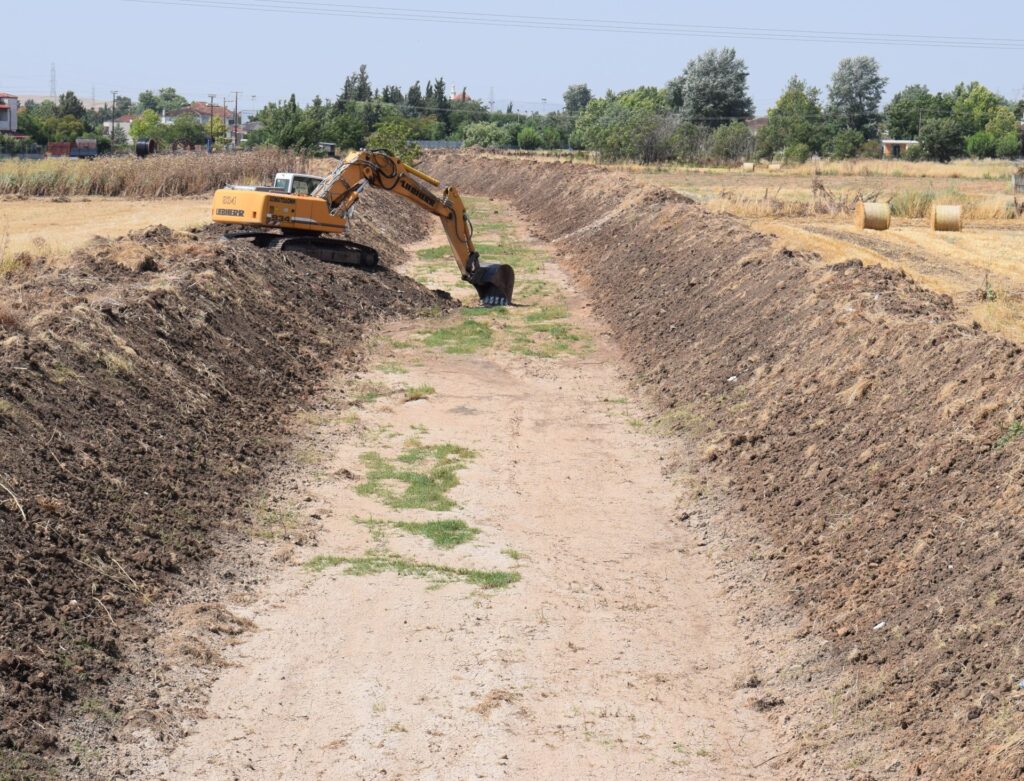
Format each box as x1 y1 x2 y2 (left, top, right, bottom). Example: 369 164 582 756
312 150 514 305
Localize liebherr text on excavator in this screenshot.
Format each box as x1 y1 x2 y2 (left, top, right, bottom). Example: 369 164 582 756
210 149 515 306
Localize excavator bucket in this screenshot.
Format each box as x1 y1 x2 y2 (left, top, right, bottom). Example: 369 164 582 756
470 263 516 307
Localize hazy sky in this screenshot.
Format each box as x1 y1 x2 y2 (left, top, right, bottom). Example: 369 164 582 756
5 1 1023 115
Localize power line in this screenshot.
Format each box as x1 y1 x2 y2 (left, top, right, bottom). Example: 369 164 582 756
119 0 1024 51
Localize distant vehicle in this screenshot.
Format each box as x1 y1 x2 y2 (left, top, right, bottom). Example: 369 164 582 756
46 138 98 159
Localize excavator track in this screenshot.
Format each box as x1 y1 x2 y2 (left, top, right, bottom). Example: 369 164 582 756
224 230 379 268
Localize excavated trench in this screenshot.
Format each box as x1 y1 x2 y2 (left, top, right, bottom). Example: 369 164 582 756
427 151 1024 780
3 151 1024 779
0 192 443 774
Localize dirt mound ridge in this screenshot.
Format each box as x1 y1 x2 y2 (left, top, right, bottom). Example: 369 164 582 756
429 151 1024 779
0 195 440 766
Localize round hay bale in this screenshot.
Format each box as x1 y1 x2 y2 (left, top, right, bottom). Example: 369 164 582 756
741 162 755 173
931 204 962 232
768 163 783 172
855 202 891 231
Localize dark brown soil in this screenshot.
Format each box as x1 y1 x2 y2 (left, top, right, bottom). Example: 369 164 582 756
0 191 442 776
429 151 1024 780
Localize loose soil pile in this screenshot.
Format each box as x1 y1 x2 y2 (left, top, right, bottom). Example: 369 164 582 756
429 151 1024 779
0 191 439 771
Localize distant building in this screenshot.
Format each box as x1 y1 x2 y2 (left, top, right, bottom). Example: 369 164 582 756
0 92 20 134
164 101 236 127
881 139 919 159
450 88 472 103
103 114 135 138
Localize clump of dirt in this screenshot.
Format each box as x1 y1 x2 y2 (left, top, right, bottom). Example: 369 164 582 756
0 193 442 768
428 151 1024 779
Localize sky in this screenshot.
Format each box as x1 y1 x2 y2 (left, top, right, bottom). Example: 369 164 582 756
4 1 1023 116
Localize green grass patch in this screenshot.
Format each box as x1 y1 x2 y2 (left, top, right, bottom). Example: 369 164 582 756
416 245 452 260
403 384 435 402
995 419 1024 449
509 321 586 358
394 519 479 548
378 361 408 375
525 304 569 322
502 547 522 561
357 440 475 511
424 319 493 354
304 551 519 588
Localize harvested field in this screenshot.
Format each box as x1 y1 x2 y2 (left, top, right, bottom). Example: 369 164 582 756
0 189 441 774
428 151 1024 779
0 196 211 259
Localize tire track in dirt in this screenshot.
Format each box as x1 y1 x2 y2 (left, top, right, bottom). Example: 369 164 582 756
126 198 781 779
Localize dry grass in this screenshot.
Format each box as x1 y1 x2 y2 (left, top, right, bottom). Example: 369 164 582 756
0 198 211 260
0 147 305 198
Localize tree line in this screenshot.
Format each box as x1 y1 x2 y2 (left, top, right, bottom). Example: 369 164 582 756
245 56 1023 164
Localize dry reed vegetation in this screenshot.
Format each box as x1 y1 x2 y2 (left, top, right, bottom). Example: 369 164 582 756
0 147 305 198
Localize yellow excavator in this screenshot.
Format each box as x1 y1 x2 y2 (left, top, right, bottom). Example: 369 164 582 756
210 149 515 305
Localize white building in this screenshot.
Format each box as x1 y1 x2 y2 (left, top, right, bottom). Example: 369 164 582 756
0 92 20 134
103 114 135 139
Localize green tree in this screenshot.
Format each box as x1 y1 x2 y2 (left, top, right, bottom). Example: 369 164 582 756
572 88 677 162
563 83 593 114
53 115 85 141
918 117 963 162
341 65 373 102
827 128 865 159
667 47 754 126
130 109 163 142
709 121 753 162
827 56 887 136
994 132 1021 159
883 84 937 139
406 81 424 108
966 131 996 158
949 82 1005 137
756 76 826 158
57 91 86 120
462 121 513 148
366 118 421 161
517 125 543 150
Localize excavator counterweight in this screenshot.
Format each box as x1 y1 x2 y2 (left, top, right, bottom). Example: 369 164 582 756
210 150 514 306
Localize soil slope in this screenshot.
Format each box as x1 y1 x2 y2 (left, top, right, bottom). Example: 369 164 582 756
0 192 440 771
429 151 1024 780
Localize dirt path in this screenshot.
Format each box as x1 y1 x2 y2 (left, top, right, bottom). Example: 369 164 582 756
138 199 779 779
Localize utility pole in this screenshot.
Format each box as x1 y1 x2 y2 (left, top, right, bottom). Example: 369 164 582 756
110 90 118 136
231 90 241 148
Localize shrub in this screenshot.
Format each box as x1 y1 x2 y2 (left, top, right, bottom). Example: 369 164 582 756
461 122 512 149
709 121 753 163
858 139 883 159
516 126 543 150
918 118 963 162
827 128 864 160
995 132 1022 160
903 143 926 162
784 142 812 164
966 131 997 159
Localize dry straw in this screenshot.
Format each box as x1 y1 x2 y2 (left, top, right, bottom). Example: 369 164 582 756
855 202 891 231
741 162 755 173
0 148 305 198
768 163 783 172
931 204 963 232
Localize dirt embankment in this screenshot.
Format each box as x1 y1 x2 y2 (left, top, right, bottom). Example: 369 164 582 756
0 191 440 767
429 151 1024 779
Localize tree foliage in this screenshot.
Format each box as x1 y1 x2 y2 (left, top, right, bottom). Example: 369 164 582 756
756 76 825 158
563 84 593 115
667 47 754 126
827 56 887 136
